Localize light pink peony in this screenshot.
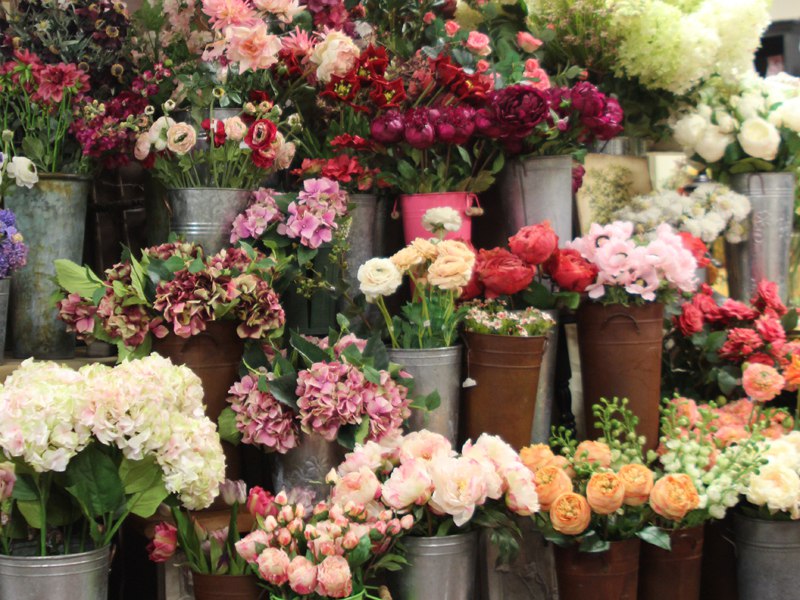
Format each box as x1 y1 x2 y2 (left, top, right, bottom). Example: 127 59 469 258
331 466 381 505
503 463 540 516
257 547 290 584
235 529 271 563
428 456 488 526
381 459 434 510
201 0 256 29
399 430 454 464
315 555 353 598
288 555 318 594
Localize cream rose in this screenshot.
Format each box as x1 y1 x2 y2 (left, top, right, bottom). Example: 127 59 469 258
746 464 800 518
422 206 462 233
586 472 625 515
427 255 472 291
166 123 197 155
738 117 781 161
777 97 800 132
695 124 734 163
224 116 248 141
673 113 708 148
357 258 402 302
390 246 425 272
6 156 38 189
310 31 360 83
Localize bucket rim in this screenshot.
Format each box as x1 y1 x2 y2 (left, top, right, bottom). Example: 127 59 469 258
166 187 252 193
0 544 110 563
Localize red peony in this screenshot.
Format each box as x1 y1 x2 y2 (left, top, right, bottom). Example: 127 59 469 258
476 247 535 298
751 280 787 316
244 119 278 151
480 84 549 141
544 248 598 292
508 221 559 266
674 303 704 337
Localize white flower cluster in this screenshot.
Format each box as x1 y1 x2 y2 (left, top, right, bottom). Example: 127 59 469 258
0 356 225 511
612 182 751 244
673 73 800 167
745 432 800 519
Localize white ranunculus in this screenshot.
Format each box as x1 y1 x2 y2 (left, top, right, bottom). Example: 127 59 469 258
777 97 800 132
673 113 708 149
422 206 462 233
6 156 39 189
148 116 176 151
357 258 402 302
735 91 767 120
738 117 781 161
694 125 733 163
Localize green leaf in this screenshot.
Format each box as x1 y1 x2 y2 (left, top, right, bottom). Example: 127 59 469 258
164 255 188 272
290 331 329 366
54 259 103 300
578 531 610 553
348 534 372 567
188 256 205 274
126 479 169 518
782 309 799 333
218 407 242 445
119 455 161 494
522 281 556 310
11 474 39 502
364 335 390 371
267 374 300 410
637 526 672 551
456 146 472 167
297 245 318 267
64 445 126 518
362 365 382 385
717 368 739 396
397 160 417 182
129 255 148 301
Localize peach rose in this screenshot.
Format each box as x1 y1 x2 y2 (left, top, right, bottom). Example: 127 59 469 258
410 237 439 261
549 493 591 536
391 246 425 272
534 465 573 510
548 455 577 479
586 472 625 515
617 464 654 506
520 444 555 473
574 440 612 468
650 474 701 522
427 255 472 291
465 31 491 56
166 123 197 155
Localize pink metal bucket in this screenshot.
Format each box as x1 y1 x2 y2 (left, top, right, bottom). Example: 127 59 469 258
397 192 481 244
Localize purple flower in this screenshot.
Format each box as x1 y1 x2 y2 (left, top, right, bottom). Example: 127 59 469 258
0 209 27 279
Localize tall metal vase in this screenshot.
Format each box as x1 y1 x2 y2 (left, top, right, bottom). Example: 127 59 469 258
387 346 462 446
725 172 796 302
271 431 345 503
166 188 251 255
496 155 574 243
5 174 89 359
344 194 377 291
733 513 800 600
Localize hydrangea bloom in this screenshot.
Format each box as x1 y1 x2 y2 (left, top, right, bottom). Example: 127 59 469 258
228 373 299 453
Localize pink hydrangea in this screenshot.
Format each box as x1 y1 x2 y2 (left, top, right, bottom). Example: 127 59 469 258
296 361 367 441
57 293 98 337
227 374 299 453
298 177 348 217
277 201 337 249
230 188 283 243
153 270 215 338
362 371 411 442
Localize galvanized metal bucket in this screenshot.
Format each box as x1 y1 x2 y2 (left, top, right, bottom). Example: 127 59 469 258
166 188 251 256
0 278 10 364
496 155 574 243
531 310 558 444
733 512 800 600
271 431 345 504
390 531 478 600
5 174 89 359
0 545 110 600
592 136 649 157
388 346 462 446
343 194 377 292
726 172 795 303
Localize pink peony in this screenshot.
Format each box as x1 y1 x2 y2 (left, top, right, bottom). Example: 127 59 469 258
235 529 271 563
225 23 283 72
288 555 318 594
503 463 540 516
257 547 290 585
315 555 353 598
428 456 488 526
332 466 382 505
398 430 454 464
742 363 785 402
381 459 434 510
202 0 256 29
147 522 178 563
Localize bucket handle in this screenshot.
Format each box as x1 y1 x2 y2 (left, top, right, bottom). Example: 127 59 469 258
600 312 641 333
465 193 484 217
721 530 737 557
391 199 400 220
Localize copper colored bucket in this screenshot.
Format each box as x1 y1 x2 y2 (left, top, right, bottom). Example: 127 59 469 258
461 332 545 450
555 538 640 600
577 302 664 451
639 525 704 600
153 320 244 477
192 573 263 600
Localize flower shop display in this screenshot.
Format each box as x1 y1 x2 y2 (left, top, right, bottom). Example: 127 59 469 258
0 356 225 599
0 205 28 363
358 218 475 443
329 430 540 600
564 221 698 450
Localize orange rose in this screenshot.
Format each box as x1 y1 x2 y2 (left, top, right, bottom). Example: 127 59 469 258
548 455 576 479
649 474 700 522
521 444 555 473
618 464 654 506
534 465 573 510
586 472 625 515
550 493 591 536
574 440 612 468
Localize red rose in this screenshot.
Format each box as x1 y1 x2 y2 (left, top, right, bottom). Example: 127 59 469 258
476 248 535 298
544 248 598 293
244 119 277 151
756 315 787 344
678 232 710 268
674 303 704 337
718 299 759 322
752 280 787 316
508 221 559 266
719 328 764 361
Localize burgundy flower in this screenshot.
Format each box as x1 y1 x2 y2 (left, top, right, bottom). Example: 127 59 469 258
370 110 405 144
582 96 624 141
357 45 389 82
480 84 549 141
572 164 586 195
403 108 436 149
569 82 606 117
369 78 406 109
434 105 476 145
244 119 277 151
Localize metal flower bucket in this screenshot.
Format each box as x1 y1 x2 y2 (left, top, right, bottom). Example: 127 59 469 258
271 431 346 504
166 188 251 256
733 512 800 600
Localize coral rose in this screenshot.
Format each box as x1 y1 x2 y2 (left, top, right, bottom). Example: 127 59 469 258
508 221 558 266
549 493 591 535
520 443 555 472
465 31 491 56
617 463 654 506
574 440 612 468
742 363 785 403
649 474 700 522
586 472 625 515
534 465 573 510
476 247 535 298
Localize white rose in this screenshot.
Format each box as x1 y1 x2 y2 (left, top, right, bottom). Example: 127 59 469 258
715 111 737 134
673 113 708 149
777 97 800 132
738 117 781 161
357 258 402 302
422 206 462 233
746 464 800 518
735 92 767 120
694 125 733 163
6 156 39 188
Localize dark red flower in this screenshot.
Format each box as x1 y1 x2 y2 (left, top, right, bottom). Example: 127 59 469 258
244 119 277 151
330 134 373 150
249 90 271 103
572 164 586 195
32 62 90 104
357 45 389 82
430 54 466 88
479 84 549 141
403 108 436 149
369 78 406 109
320 155 365 183
250 146 276 170
370 110 405 144
434 105 476 145
544 248 598 292
322 72 361 104
201 118 227 147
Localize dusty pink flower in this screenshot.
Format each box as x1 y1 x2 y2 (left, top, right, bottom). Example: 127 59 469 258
288 555 318 594
57 293 98 337
257 547 290 584
230 189 283 243
362 371 411 442
147 522 178 563
465 31 491 56
235 529 271 563
742 363 785 402
315 555 353 598
225 23 283 72
516 32 542 52
444 20 460 36
399 430 454 464
331 466 381 505
296 362 367 440
381 459 433 510
202 0 256 29
228 374 299 453
0 463 14 501
153 270 214 338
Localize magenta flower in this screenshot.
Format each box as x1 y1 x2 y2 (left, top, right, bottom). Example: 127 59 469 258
370 110 405 144
403 108 436 149
228 374 299 453
230 189 282 243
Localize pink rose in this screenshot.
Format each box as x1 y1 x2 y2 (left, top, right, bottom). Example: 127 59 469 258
423 11 435 23
288 556 318 594
257 548 290 585
517 32 542 52
147 522 177 563
444 20 460 36
316 555 353 598
465 31 491 56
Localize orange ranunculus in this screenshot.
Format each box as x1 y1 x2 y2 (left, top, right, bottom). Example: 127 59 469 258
617 464 655 507
534 465 574 510
585 472 625 515
574 440 612 468
550 493 592 536
784 353 800 392
548 455 577 479
520 444 556 473
649 474 701 522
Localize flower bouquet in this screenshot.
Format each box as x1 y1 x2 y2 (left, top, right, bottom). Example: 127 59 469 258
0 355 226 557
54 241 286 360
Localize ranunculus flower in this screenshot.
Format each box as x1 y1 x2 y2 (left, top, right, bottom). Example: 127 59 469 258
391 245 426 273
738 117 781 161
476 248 535 298
586 472 625 515
288 556 318 594
544 248 598 292
134 133 152 161
520 443 555 472
574 440 612 468
166 123 197 155
422 206 462 234
549 493 591 535
508 221 558 266
147 522 178 563
534 465 573 510
746 463 800 517
257 548 290 585
617 463 654 507
649 474 700 522
742 363 785 402
358 258 403 301
516 31 542 52
465 31 491 56
428 255 473 291
315 555 353 598
224 116 248 141
245 119 278 150
6 156 39 189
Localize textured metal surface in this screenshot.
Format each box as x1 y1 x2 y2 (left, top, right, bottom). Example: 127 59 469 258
167 188 251 255
0 278 10 364
344 194 377 292
5 174 89 359
390 532 478 600
497 156 574 243
271 432 345 504
388 346 462 446
727 172 795 302
0 546 110 600
531 310 559 444
734 513 800 600
592 136 649 157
